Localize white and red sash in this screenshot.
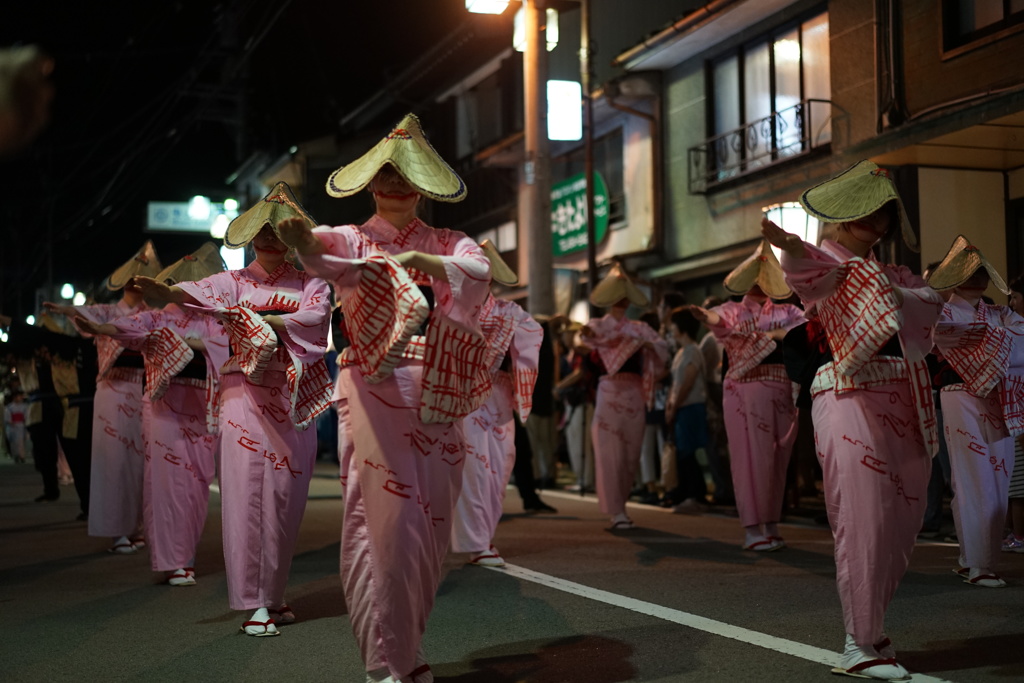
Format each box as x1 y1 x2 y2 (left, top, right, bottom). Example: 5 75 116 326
341 253 430 384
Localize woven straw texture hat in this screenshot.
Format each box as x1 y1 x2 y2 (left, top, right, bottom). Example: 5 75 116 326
800 160 918 252
590 264 649 308
326 113 466 202
107 240 162 291
480 239 518 286
724 239 792 299
156 242 225 284
927 234 1010 295
224 182 316 249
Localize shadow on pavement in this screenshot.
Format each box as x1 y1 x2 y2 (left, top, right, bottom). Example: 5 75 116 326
435 634 636 683
901 632 1024 676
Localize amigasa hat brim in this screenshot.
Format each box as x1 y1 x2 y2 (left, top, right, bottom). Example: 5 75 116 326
800 160 919 252
480 239 518 286
723 239 792 299
108 240 162 291
326 113 466 203
224 181 316 249
590 264 649 308
156 242 225 284
927 234 1010 295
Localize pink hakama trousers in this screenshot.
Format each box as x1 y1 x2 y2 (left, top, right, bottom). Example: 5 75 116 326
813 385 931 645
723 377 797 527
218 371 315 610
88 372 145 538
592 373 645 517
339 362 467 678
141 383 217 572
451 372 515 554
941 389 1015 573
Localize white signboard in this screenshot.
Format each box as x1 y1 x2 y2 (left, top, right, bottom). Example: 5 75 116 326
147 201 229 233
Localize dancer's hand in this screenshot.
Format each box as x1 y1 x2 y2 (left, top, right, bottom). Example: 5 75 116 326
761 217 805 259
277 217 324 256
42 301 74 317
129 276 182 304
73 315 114 337
689 305 720 326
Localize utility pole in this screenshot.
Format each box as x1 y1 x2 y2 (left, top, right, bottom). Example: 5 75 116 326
580 0 599 317
521 0 554 317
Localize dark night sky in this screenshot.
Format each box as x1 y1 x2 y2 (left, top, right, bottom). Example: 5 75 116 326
1 0 474 315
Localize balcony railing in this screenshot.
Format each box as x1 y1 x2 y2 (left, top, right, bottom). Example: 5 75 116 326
688 98 834 194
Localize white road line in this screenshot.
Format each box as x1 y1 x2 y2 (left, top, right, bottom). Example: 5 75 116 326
494 563 957 683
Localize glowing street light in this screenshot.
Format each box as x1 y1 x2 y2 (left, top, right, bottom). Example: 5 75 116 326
762 202 819 259
223 198 239 212
73 292 87 306
188 195 212 221
26 315 35 325
547 80 582 140
60 283 75 299
221 245 245 271
465 0 510 14
210 213 230 240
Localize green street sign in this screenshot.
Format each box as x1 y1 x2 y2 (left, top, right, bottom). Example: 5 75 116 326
550 172 609 257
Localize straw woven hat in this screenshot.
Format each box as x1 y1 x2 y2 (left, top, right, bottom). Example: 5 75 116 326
326 113 466 202
800 160 918 252
723 239 791 299
480 239 518 286
156 242 225 284
107 240 162 291
927 234 1010 295
224 182 316 249
590 264 649 308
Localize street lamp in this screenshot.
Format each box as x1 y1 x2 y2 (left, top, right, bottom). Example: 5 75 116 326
465 0 511 14
465 0 554 316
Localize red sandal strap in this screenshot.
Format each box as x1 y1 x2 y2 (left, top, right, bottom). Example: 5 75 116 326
968 573 1001 583
846 657 897 674
241 619 276 628
408 664 431 678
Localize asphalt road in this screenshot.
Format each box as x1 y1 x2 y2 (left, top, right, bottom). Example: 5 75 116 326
2 460 1021 682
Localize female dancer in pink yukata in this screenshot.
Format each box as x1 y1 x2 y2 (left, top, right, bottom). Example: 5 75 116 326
582 265 668 531
132 184 333 637
928 236 1024 588
690 241 804 551
763 160 944 681
451 241 542 567
74 243 229 587
45 240 162 554
278 113 491 683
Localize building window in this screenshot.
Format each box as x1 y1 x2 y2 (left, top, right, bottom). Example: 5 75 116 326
552 128 626 225
707 11 830 181
943 0 1024 50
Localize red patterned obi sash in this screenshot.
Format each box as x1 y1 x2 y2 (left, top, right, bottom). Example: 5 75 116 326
936 305 1023 436
814 258 938 455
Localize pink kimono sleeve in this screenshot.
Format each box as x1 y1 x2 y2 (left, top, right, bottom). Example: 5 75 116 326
73 302 134 326
778 303 807 331
106 309 169 350
780 242 844 306
886 264 943 363
298 226 366 288
177 271 238 309
279 274 332 365
642 323 670 368
432 231 491 331
707 303 775 377
509 310 543 421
